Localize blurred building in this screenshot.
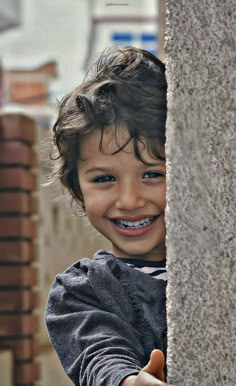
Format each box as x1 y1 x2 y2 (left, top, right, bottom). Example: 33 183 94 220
0 0 162 104
0 0 22 105
0 0 21 32
1 60 58 129
84 0 159 68
4 61 57 105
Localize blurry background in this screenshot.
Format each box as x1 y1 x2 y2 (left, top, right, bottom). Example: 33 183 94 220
0 1 164 385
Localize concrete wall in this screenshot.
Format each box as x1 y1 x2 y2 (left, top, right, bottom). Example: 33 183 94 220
165 1 236 385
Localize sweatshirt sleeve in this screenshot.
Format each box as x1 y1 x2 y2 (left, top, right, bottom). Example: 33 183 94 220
45 259 146 386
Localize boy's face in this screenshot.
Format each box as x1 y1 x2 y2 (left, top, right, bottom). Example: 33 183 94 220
78 127 166 261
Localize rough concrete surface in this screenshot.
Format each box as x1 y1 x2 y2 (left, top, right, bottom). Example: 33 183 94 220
165 1 236 385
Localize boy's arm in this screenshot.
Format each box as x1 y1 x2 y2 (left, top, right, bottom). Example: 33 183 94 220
121 350 176 386
45 265 146 386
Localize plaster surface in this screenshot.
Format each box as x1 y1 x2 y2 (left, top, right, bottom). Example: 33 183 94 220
165 1 236 385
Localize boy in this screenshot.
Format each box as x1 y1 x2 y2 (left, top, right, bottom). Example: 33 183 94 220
45 46 175 386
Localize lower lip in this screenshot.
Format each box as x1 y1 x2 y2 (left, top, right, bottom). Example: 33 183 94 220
110 216 160 237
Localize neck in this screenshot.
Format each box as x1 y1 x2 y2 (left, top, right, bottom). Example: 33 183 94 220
113 243 166 262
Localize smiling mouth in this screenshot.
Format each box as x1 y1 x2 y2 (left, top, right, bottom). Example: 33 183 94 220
112 216 158 230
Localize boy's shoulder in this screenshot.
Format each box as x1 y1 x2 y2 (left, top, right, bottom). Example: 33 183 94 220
49 250 140 321
47 250 166 327
54 249 166 300
56 250 132 286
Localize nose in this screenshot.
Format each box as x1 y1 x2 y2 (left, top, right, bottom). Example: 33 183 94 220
115 180 146 210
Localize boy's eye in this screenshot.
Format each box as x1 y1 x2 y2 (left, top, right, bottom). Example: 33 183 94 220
143 171 165 179
93 175 116 183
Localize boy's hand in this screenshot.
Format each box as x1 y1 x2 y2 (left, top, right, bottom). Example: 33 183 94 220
121 350 176 386
142 349 165 381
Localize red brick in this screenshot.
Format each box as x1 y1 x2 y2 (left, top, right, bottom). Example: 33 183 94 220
0 290 38 311
0 266 37 286
0 315 39 336
0 338 39 360
0 192 28 213
29 195 38 213
0 168 37 191
0 114 36 143
0 192 37 214
0 241 36 262
0 141 35 167
15 361 40 383
0 217 36 238
31 149 38 167
10 81 48 106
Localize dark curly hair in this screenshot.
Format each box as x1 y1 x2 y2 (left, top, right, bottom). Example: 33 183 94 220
52 45 167 209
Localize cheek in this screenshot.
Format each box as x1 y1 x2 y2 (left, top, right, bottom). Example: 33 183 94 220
153 182 166 209
161 180 167 207
82 191 107 214
162 187 167 209
84 198 107 228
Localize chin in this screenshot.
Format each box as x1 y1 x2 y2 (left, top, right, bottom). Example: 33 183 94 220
116 248 155 260
115 242 166 260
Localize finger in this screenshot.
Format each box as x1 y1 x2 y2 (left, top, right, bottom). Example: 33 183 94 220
142 349 165 381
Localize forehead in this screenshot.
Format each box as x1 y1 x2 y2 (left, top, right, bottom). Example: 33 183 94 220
79 127 165 160
79 127 127 157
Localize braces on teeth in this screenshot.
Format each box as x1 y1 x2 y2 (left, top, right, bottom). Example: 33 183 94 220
115 217 154 229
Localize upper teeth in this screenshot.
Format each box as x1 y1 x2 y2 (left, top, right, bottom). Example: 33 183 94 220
115 217 154 228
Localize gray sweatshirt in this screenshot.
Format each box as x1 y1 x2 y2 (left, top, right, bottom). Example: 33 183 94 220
45 251 167 386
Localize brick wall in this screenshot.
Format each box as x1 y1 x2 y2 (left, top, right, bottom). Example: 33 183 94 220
0 113 40 386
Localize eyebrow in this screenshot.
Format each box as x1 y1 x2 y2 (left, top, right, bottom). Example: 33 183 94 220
85 167 111 174
84 162 165 174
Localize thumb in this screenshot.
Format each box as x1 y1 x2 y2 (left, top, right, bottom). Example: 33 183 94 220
142 349 165 382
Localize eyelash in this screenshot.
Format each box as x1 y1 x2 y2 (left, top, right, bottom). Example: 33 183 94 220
93 175 116 183
143 171 164 179
93 172 165 183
